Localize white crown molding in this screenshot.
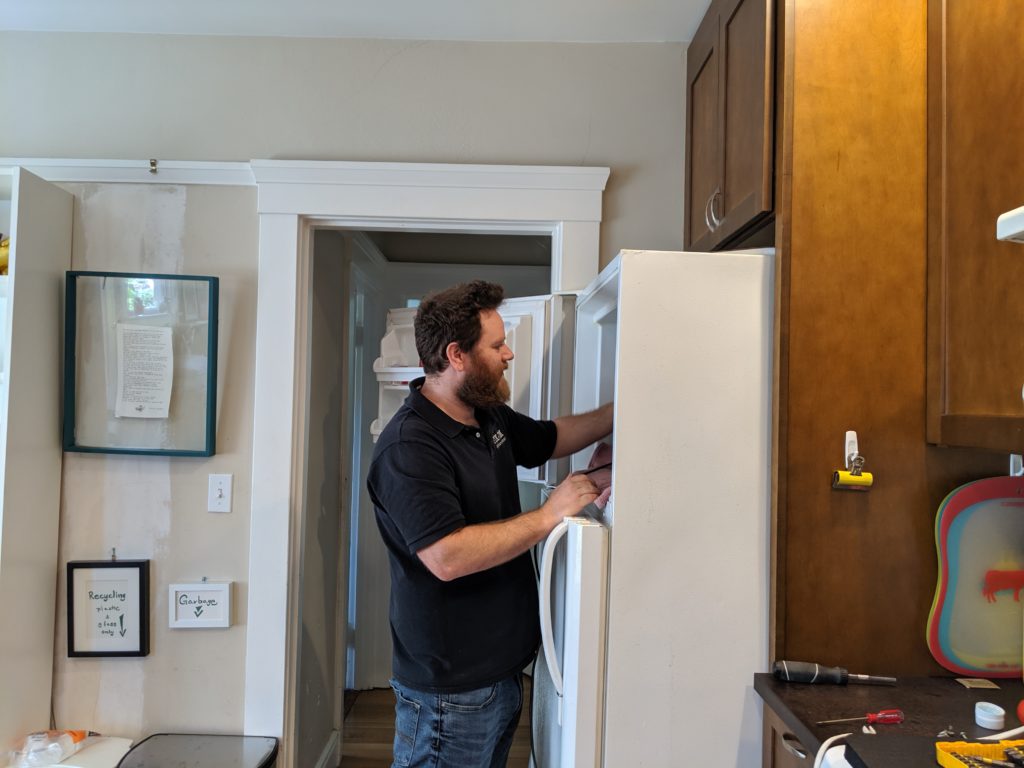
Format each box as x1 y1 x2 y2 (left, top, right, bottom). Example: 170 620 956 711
251 160 610 222
249 159 610 191
0 158 255 186
0 158 613 195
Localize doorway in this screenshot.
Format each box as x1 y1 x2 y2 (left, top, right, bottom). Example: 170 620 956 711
311 229 552 767
245 160 609 768
313 228 552 693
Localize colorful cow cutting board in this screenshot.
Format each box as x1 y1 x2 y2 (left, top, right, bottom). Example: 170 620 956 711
927 476 1024 677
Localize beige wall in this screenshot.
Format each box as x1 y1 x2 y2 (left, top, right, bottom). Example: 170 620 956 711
53 183 257 737
0 32 686 266
0 30 687 741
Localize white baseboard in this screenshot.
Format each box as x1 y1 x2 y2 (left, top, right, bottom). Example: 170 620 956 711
314 731 341 768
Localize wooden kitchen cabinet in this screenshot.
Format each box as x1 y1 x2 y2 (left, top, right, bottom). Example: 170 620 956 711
926 0 1024 452
761 705 811 768
684 0 774 251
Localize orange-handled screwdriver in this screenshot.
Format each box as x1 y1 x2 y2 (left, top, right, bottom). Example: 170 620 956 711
816 709 904 726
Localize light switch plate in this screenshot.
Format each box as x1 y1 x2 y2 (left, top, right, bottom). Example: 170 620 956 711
208 474 232 513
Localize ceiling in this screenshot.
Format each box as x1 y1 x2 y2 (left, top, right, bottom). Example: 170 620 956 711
0 0 710 42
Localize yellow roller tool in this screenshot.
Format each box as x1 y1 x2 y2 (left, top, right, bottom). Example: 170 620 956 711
832 430 874 491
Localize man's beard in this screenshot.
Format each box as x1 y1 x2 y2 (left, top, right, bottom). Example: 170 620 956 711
457 358 510 409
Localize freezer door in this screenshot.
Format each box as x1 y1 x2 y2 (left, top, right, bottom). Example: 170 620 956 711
535 517 609 768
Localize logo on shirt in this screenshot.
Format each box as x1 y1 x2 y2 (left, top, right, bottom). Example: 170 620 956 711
491 429 507 449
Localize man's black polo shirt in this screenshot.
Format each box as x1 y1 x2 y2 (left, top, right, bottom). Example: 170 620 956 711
367 377 557 692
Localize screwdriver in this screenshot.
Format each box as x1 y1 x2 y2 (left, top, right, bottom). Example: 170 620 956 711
772 660 897 686
817 708 904 726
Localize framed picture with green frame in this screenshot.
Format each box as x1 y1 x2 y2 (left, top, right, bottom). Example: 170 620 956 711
63 271 218 456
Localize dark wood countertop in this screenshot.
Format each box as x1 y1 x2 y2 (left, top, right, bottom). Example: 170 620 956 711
755 673 1024 767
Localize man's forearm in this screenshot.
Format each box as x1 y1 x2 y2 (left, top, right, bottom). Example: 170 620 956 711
417 508 555 582
551 402 614 458
416 470 602 581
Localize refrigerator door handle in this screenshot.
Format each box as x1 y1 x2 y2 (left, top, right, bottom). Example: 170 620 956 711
538 519 570 697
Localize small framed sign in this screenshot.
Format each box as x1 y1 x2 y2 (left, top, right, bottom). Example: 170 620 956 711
67 560 150 657
168 581 232 629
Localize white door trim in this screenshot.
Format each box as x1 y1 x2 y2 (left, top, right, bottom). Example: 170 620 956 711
245 160 609 762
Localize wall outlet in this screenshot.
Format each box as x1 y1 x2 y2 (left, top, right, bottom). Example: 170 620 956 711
208 474 233 513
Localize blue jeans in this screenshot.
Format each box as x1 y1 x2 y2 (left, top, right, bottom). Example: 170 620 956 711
389 674 524 768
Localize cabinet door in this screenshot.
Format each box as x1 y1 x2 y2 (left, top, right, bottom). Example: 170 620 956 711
716 0 774 245
685 7 721 251
762 706 811 768
685 0 774 251
0 168 72 751
926 0 1024 451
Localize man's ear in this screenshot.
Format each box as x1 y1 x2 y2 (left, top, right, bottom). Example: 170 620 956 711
445 341 468 372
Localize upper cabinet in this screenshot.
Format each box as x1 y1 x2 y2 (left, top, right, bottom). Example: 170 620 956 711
926 0 1024 452
685 0 775 251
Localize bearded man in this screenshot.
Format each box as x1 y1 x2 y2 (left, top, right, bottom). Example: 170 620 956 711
367 280 613 768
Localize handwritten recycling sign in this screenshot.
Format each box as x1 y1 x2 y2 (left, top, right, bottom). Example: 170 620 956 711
68 561 148 656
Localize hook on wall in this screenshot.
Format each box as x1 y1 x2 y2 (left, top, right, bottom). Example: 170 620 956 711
832 430 874 491
149 158 158 174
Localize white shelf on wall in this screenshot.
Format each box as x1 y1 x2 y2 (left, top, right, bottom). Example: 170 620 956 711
370 307 423 443
370 362 423 443
372 361 422 377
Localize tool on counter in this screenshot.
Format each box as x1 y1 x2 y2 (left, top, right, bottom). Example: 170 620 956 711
1005 746 1024 766
951 754 1015 767
816 709 904 726
772 660 897 686
936 741 1024 766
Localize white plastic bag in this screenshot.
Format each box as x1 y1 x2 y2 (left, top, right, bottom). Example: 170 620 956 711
8 730 97 767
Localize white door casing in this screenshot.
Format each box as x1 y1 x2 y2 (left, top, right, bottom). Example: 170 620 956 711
245 160 609 760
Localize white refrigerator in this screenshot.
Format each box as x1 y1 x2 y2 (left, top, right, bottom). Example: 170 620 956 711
531 249 773 767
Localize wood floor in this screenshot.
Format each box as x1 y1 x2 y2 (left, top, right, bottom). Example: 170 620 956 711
340 680 533 767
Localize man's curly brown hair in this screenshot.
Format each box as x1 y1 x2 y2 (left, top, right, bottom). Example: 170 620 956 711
414 280 505 375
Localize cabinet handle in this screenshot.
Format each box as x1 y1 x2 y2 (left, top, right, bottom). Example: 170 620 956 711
780 733 808 759
704 194 715 232
709 186 723 230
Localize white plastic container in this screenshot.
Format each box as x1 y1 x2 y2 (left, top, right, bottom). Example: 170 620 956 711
8 730 97 767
